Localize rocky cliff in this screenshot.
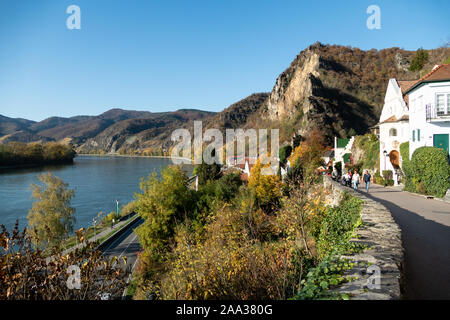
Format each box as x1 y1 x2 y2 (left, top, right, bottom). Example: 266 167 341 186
258 43 450 143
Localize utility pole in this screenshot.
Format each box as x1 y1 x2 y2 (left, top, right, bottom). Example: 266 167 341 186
116 199 120 219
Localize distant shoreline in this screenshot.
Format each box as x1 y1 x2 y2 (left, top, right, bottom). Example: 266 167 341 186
76 153 193 164
0 159 74 170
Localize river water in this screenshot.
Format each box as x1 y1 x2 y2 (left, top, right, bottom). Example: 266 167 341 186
0 155 193 231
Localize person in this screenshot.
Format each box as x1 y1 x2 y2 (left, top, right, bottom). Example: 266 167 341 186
363 170 371 193
332 167 338 180
352 170 360 190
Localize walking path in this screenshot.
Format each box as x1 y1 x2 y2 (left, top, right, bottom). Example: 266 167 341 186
359 184 450 299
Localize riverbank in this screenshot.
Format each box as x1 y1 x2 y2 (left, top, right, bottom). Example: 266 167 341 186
0 159 74 170
76 153 193 164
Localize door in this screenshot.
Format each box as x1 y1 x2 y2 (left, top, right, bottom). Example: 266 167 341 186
433 134 449 155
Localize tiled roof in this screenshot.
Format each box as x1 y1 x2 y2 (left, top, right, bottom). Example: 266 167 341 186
397 80 416 93
380 115 397 123
397 80 416 108
405 64 450 94
379 114 409 124
417 64 450 82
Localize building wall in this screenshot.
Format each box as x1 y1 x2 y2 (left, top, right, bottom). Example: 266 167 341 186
408 81 450 158
379 121 410 172
378 79 410 184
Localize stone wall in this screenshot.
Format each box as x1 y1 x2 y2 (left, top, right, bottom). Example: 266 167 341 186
323 176 404 299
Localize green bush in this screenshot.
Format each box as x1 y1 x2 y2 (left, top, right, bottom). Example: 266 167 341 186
316 194 362 258
382 170 393 181
214 173 243 202
353 134 379 170
373 171 385 185
400 142 414 190
406 147 450 197
279 145 293 167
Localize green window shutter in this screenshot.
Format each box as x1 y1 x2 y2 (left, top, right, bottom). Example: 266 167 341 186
417 129 420 141
343 153 352 163
412 130 415 142
337 138 350 148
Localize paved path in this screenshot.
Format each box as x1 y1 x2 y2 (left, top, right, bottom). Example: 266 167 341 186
357 184 450 299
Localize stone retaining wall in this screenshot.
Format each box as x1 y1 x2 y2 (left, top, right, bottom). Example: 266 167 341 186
323 176 404 300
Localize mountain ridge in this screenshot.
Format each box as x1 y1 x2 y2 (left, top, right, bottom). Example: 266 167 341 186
1 43 449 153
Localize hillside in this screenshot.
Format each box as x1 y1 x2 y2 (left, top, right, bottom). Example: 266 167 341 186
1 43 448 153
252 43 450 143
0 115 35 136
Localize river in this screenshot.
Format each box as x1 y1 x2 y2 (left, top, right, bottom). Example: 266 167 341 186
0 155 193 231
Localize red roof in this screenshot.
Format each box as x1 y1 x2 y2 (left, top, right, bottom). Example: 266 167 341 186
405 64 450 94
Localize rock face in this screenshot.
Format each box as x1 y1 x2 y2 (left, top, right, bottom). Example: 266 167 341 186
260 43 450 143
323 177 404 300
266 51 320 120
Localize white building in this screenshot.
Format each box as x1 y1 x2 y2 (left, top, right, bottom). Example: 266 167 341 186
334 136 354 173
404 64 450 158
379 64 450 185
378 79 414 185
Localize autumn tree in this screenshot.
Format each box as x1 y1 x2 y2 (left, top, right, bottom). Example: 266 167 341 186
248 159 282 209
27 173 76 249
287 129 326 183
134 165 194 261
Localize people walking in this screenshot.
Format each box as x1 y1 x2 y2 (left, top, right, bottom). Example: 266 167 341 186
363 170 371 193
352 170 360 190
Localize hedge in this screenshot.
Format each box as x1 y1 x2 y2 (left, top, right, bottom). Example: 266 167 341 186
405 146 450 198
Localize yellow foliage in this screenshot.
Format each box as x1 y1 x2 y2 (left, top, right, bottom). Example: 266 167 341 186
248 159 282 206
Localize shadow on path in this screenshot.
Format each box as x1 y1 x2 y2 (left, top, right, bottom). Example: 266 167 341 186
352 187 450 300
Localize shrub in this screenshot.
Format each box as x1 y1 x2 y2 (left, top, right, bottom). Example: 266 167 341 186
382 170 393 181
214 173 242 202
315 194 362 258
406 147 450 197
279 145 293 167
400 142 415 190
353 134 379 170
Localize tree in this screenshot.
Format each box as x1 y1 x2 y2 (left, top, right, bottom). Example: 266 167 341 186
409 48 429 72
214 172 242 202
134 165 194 261
27 173 76 249
195 161 222 186
248 159 282 209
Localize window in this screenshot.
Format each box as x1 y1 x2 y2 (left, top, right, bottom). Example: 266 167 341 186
389 128 397 137
417 129 421 142
436 94 445 115
412 130 415 142
448 94 450 114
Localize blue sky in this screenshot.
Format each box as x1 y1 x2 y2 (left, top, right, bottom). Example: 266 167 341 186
0 0 449 121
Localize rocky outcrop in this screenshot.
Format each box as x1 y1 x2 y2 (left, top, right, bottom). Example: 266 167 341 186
323 176 404 299
266 51 320 120
259 43 450 143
